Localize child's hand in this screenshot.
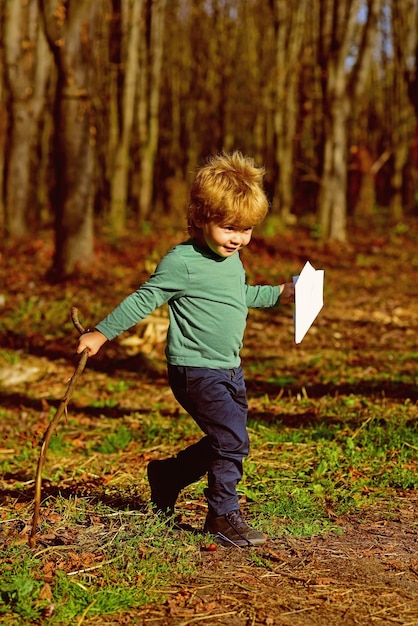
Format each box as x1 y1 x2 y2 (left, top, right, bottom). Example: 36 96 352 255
77 329 108 356
280 282 295 303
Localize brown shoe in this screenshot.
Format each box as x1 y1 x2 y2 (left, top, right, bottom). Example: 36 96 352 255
204 509 267 547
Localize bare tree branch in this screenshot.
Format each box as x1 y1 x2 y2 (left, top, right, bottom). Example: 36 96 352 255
29 307 89 548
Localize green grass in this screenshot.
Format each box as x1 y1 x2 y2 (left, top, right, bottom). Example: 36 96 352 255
2 391 417 625
1 225 418 623
0 349 21 365
96 425 133 453
242 395 418 536
0 504 204 624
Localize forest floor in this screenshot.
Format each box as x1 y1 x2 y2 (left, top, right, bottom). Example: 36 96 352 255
0 216 418 625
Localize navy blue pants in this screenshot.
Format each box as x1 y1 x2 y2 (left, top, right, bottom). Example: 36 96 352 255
168 364 249 516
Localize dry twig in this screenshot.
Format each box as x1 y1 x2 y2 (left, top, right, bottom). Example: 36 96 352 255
29 307 89 547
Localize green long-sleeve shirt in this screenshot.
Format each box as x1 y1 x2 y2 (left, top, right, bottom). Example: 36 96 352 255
96 238 282 369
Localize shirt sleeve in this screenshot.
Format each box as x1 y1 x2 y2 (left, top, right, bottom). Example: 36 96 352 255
245 284 281 309
96 249 188 340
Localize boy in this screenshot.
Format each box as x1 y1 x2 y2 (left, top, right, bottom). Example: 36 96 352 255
77 152 295 547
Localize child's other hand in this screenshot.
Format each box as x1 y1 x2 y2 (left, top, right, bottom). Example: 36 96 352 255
77 329 108 356
280 282 295 303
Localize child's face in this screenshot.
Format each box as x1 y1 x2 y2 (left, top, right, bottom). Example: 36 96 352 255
199 221 254 257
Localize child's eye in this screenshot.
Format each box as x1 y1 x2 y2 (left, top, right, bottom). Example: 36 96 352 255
224 225 252 233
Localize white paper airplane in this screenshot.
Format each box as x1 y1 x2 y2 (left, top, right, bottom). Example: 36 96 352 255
293 261 324 344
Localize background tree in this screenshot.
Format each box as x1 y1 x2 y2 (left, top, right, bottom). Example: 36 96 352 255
2 0 51 237
270 0 308 223
389 0 417 219
0 6 7 235
39 0 103 278
0 0 417 276
108 0 143 236
136 0 167 222
316 0 383 242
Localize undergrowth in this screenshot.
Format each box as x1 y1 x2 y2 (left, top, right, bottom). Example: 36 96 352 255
1 503 203 624
1 393 417 623
1 223 417 623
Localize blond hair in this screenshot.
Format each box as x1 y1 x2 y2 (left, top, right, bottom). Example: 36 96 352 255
188 151 269 234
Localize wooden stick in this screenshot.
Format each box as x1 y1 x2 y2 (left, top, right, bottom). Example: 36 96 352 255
29 307 89 548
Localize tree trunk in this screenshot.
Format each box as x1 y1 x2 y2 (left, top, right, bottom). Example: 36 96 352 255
318 95 350 240
351 145 376 221
0 8 6 235
108 0 143 236
389 0 416 219
39 0 101 278
317 0 382 241
3 0 51 238
271 0 307 223
137 0 167 222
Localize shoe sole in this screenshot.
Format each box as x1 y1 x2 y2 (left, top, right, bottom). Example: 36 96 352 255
212 531 267 548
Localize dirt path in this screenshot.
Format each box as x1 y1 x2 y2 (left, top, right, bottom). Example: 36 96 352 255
80 498 418 626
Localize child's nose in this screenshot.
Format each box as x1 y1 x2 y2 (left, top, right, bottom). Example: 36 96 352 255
231 232 244 244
